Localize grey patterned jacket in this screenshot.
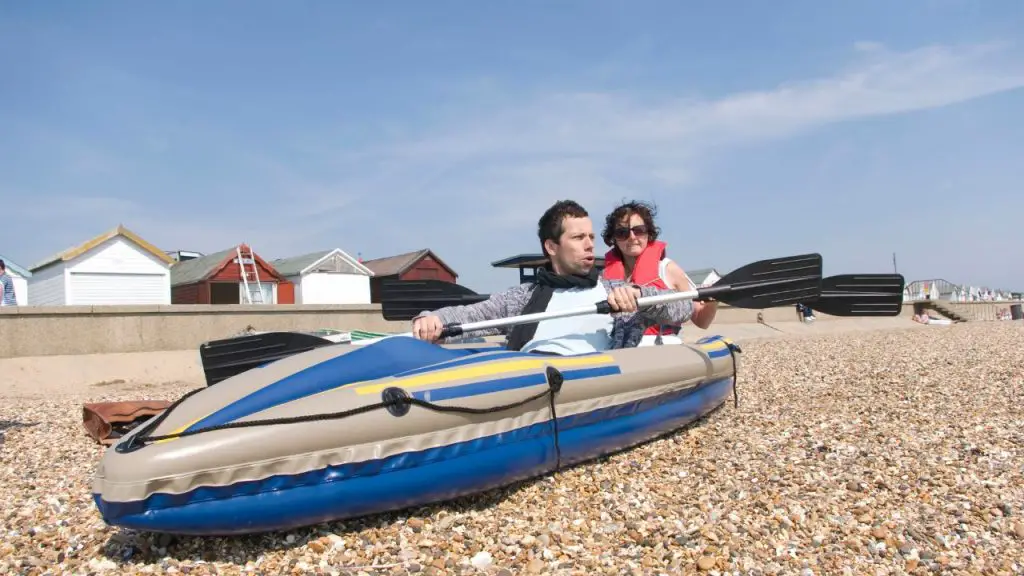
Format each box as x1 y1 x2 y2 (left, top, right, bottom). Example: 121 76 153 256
416 278 694 349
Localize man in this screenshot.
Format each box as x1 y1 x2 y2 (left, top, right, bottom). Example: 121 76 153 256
412 200 693 355
0 259 16 307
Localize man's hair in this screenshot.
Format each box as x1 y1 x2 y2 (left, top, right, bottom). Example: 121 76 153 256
601 199 661 247
538 200 589 256
0 259 5 271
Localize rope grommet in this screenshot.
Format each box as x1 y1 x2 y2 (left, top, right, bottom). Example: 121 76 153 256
382 387 412 417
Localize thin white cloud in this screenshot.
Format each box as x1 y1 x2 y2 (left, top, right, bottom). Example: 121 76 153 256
324 42 1023 241
388 42 1024 161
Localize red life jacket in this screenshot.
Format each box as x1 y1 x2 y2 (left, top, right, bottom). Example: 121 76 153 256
602 240 679 336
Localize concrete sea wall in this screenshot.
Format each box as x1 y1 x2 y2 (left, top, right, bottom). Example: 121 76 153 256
1 300 1016 358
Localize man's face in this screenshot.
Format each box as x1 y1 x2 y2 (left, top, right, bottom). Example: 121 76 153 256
545 216 596 275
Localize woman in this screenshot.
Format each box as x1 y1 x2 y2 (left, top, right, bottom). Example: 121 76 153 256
601 200 718 345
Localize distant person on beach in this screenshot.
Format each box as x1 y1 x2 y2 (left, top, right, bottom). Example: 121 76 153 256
0 259 16 306
912 302 951 325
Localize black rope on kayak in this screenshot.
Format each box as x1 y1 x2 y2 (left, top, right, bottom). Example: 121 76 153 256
115 385 207 453
116 374 566 453
544 366 564 470
724 340 743 409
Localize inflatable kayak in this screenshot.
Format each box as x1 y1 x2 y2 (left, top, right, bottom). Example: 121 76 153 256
92 334 740 535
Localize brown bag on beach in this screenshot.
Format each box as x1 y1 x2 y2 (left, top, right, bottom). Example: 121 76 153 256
82 400 171 446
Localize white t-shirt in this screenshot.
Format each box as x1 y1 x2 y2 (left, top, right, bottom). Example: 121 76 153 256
522 282 614 355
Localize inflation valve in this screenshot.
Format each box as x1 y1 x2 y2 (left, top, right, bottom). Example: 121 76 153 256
382 387 412 417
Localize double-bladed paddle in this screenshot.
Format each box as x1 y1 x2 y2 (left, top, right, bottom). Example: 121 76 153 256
801 273 905 317
195 254 905 384
371 252 824 342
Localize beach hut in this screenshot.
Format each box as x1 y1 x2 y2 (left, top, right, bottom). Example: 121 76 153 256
362 249 458 303
26 225 174 306
170 244 293 305
271 248 374 304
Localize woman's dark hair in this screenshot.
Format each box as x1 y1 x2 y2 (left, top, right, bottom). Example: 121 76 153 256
601 200 660 247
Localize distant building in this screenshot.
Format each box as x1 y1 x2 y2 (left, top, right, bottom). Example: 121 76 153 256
27 225 174 306
362 249 458 303
684 268 721 288
0 254 31 306
170 244 293 304
165 250 205 262
271 248 374 304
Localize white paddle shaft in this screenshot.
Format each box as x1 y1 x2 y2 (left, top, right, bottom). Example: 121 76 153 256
352 288 701 346
454 288 700 333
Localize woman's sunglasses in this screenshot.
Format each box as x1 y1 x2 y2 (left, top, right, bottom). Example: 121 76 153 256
614 225 648 241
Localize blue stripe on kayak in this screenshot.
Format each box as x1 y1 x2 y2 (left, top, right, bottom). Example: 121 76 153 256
94 376 733 535
184 337 480 434
411 365 622 402
706 347 731 359
412 373 546 402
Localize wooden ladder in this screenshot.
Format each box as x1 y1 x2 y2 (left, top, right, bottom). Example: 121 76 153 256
237 245 264 304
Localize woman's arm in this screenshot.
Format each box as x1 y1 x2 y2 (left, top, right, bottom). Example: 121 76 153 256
666 261 718 329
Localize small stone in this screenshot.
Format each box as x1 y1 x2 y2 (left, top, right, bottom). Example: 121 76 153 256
696 556 716 571
526 558 545 574
470 551 492 570
308 539 326 553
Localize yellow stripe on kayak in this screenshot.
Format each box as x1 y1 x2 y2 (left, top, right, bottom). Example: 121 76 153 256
354 354 616 395
155 415 205 444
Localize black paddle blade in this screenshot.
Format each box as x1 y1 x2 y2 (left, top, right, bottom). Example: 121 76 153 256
805 273 905 317
198 332 335 386
698 253 823 309
380 278 490 321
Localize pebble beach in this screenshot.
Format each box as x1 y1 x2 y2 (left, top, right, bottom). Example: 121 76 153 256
1 321 1022 575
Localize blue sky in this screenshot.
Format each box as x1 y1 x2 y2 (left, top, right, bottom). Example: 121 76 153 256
2 1 1023 293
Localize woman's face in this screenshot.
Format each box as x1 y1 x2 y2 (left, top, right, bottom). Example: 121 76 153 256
614 212 649 257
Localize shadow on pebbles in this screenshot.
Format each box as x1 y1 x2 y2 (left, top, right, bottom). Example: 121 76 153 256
1 322 1022 575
